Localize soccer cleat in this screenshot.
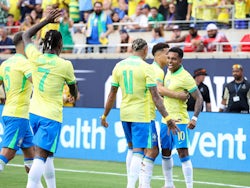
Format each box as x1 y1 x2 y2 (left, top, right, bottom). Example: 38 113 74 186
162 186 175 188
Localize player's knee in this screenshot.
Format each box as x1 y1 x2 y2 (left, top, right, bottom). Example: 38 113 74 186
177 148 189 159
146 146 159 159
161 148 171 157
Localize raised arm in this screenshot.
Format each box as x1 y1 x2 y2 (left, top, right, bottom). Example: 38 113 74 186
22 9 62 46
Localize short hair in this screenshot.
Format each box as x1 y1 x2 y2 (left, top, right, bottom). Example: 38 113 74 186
152 42 169 56
168 47 183 59
150 7 158 11
232 64 243 70
94 1 103 7
13 31 24 46
7 13 14 18
43 30 62 53
132 38 147 51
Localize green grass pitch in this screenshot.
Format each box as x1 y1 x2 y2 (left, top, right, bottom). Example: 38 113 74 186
0 155 249 188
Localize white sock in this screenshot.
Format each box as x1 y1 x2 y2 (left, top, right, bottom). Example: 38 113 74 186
36 182 44 188
126 149 133 181
24 159 44 188
182 159 193 188
0 155 8 172
140 157 154 188
24 159 33 169
44 157 56 188
0 159 5 172
26 158 45 188
127 152 143 188
162 156 174 187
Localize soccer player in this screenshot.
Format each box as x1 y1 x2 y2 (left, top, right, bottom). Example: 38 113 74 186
159 47 203 188
151 43 189 101
138 42 190 188
101 38 179 188
0 31 34 174
22 9 78 188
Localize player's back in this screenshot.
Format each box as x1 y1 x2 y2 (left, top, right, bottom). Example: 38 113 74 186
0 54 32 118
25 44 76 122
112 56 156 122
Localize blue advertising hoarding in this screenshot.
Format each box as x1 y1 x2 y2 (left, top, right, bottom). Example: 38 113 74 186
0 58 250 110
70 58 250 111
1 106 248 172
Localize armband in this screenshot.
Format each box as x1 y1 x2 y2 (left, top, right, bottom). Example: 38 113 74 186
191 116 198 121
164 116 171 122
219 104 226 110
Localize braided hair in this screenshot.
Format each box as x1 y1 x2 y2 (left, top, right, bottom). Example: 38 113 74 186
42 30 62 53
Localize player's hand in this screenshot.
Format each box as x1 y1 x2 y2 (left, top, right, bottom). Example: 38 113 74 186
166 119 180 135
187 119 196 130
177 91 189 101
46 9 62 23
100 116 109 128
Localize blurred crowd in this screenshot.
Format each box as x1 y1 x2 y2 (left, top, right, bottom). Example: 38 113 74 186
0 0 250 54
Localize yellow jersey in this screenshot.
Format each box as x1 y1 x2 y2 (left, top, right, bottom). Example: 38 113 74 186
25 44 76 122
162 66 197 124
188 0 204 20
112 56 156 122
0 54 32 119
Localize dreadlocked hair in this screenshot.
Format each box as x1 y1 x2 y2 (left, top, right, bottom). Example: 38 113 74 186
42 30 62 53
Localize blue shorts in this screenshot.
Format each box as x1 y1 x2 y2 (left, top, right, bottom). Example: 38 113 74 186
1 116 34 150
30 113 61 153
151 121 158 147
122 121 156 149
160 123 189 150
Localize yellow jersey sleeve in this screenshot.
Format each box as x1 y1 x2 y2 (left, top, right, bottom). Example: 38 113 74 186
145 63 156 88
111 63 120 87
65 60 77 84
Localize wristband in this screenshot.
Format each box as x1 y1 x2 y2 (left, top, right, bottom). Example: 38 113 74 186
101 115 106 120
164 116 171 122
191 116 198 121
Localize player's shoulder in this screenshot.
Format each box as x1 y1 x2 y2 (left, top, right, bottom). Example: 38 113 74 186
56 56 73 65
181 67 193 78
16 54 29 62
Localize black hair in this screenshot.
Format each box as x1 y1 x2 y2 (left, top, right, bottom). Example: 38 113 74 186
152 42 169 56
151 7 158 11
43 30 62 53
168 47 183 58
13 31 24 46
7 13 14 18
